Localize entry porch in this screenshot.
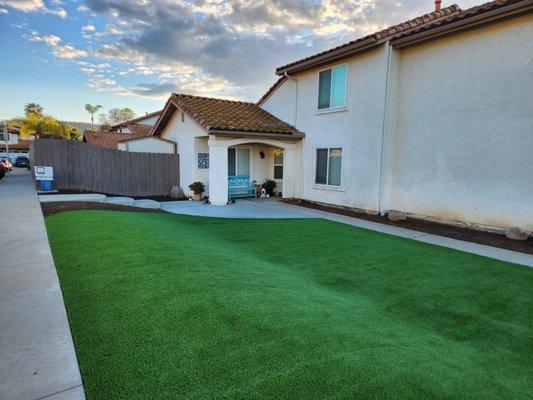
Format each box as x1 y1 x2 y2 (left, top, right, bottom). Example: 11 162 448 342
207 137 302 205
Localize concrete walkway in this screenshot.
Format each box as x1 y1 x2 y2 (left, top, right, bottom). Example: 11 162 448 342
0 169 85 400
162 198 533 267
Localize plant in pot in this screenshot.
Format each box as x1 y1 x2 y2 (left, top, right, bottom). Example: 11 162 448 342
262 179 276 196
188 181 205 202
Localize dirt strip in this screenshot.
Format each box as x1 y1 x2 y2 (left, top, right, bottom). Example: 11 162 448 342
282 199 533 255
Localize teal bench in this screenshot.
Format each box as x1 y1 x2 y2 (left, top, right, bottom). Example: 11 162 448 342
228 175 256 200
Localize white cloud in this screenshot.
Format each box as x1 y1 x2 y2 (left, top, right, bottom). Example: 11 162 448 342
0 0 66 18
46 6 66 18
0 7 7 14
0 0 43 12
54 44 87 59
26 31 87 59
82 24 96 33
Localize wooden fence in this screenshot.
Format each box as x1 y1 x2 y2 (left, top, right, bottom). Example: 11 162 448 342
30 139 179 196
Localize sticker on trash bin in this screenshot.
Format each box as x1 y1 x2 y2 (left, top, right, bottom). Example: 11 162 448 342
35 166 53 181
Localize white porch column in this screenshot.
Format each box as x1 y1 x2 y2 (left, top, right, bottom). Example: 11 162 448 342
208 139 228 205
282 146 301 199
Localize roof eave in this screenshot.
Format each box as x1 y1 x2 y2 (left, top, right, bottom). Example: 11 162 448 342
275 37 377 76
391 1 533 49
209 129 305 139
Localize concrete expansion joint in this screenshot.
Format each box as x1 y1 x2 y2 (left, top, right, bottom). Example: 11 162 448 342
33 384 84 400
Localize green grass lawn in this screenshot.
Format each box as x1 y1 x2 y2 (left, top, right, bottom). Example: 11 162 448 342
45 210 532 400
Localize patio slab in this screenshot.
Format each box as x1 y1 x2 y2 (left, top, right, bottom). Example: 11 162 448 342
160 198 317 219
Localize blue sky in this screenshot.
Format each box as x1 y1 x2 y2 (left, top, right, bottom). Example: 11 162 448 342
0 0 484 123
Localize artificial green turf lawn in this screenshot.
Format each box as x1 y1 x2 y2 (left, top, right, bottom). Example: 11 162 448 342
45 210 532 400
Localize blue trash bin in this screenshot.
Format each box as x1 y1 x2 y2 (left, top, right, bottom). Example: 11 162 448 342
40 180 53 192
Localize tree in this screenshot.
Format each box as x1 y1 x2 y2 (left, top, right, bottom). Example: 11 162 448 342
85 104 103 127
107 107 135 125
98 113 111 131
9 115 78 140
24 103 43 117
62 124 82 141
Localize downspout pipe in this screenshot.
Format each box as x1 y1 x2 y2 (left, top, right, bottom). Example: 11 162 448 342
378 42 393 216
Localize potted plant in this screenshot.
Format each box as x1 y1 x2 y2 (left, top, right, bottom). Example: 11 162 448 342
262 179 276 196
188 181 205 202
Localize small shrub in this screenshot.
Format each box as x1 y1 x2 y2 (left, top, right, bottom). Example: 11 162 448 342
188 181 205 194
262 179 276 195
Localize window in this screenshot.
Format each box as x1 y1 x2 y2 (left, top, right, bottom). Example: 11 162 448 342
315 147 342 186
228 147 250 176
273 150 283 179
318 64 347 110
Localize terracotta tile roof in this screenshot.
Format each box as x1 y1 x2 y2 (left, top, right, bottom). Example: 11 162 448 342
127 124 152 137
83 131 141 149
256 76 288 105
391 0 532 45
153 93 303 137
276 4 461 74
0 139 32 150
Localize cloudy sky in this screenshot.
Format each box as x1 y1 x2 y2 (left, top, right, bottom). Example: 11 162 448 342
0 0 485 122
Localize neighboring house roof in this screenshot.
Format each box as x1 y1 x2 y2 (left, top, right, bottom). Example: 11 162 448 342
127 124 153 136
391 0 533 48
83 131 151 149
111 110 163 129
275 4 462 75
256 76 288 105
152 93 304 138
1 140 32 151
0 124 20 134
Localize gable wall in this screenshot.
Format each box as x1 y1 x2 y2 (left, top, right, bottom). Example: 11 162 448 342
160 108 209 196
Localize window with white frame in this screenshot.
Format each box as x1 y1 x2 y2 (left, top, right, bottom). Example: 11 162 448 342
315 147 342 186
318 64 347 110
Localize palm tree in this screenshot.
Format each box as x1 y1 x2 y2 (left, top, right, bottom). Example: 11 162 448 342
24 103 43 117
85 104 103 127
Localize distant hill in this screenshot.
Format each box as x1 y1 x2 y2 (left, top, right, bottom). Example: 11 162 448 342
61 121 95 132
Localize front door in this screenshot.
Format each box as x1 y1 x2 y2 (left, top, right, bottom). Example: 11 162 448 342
228 148 250 176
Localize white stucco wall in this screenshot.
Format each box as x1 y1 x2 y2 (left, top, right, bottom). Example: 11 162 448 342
391 14 533 229
120 137 175 153
281 46 390 211
137 115 160 125
160 108 209 196
260 79 298 127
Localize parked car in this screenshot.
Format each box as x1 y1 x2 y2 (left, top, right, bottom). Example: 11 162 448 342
15 156 30 169
0 162 5 180
0 158 12 171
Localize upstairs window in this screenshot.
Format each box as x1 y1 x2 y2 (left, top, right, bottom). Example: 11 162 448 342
318 64 347 110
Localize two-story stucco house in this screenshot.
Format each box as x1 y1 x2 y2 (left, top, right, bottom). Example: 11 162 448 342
152 0 533 231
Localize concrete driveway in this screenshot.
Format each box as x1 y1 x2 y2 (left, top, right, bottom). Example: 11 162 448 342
0 169 84 400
